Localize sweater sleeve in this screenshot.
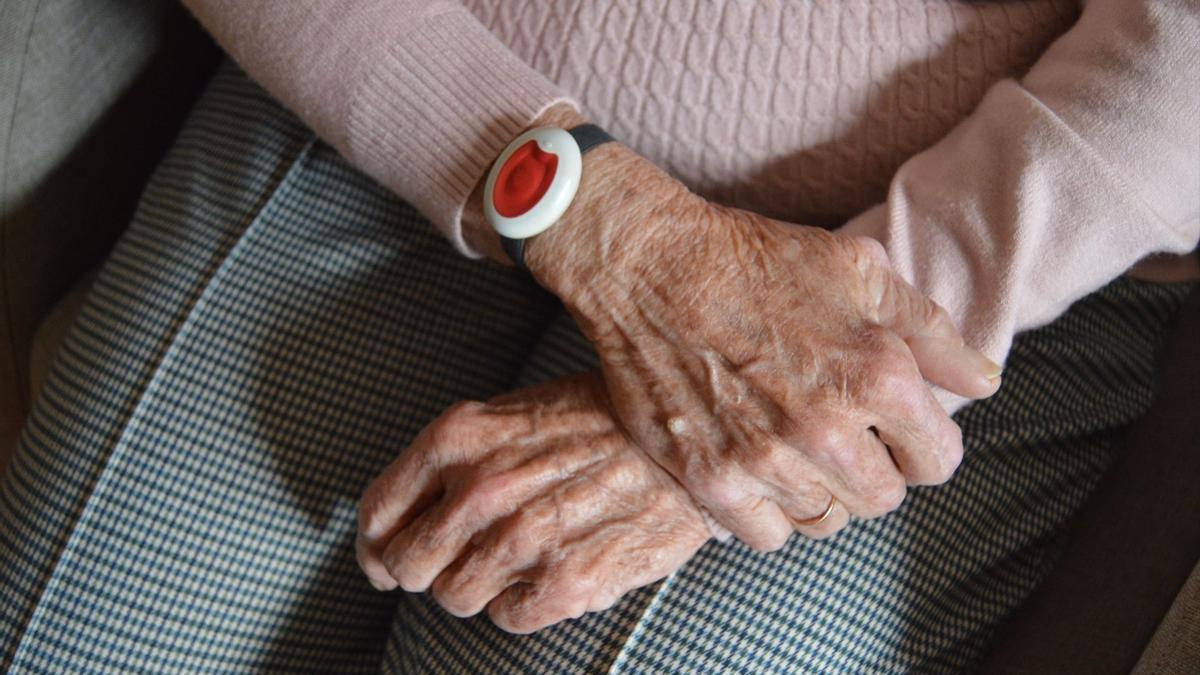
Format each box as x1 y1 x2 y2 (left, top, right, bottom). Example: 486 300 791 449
839 0 1200 412
181 0 573 257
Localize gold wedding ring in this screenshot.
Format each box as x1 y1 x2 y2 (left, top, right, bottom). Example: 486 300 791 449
794 495 837 527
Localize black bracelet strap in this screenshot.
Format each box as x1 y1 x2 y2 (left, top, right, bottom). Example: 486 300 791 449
501 124 615 270
569 123 617 155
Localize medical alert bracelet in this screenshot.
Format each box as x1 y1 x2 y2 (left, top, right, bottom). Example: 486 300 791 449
484 124 615 269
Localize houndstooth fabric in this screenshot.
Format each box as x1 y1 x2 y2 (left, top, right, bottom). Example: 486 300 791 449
0 64 1192 674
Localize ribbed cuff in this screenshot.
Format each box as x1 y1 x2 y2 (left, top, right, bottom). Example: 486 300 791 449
347 8 574 257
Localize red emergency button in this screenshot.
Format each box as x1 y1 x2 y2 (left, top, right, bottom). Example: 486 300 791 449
492 141 559 217
485 127 582 240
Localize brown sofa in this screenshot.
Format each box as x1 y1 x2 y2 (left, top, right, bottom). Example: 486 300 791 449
1 2 1195 670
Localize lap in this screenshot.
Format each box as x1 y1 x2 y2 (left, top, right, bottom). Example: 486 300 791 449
0 64 557 672
0 64 1191 673
383 277 1192 674
599 275 1189 672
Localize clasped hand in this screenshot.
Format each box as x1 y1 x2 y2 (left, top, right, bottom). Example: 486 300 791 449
357 141 1001 632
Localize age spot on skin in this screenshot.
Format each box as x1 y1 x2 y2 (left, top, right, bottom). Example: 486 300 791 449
782 238 804 263
668 416 688 435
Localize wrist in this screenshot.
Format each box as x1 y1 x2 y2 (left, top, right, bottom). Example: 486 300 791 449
462 103 589 261
466 103 703 335
523 142 700 325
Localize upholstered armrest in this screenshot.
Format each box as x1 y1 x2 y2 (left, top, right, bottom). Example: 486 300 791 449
1134 560 1200 673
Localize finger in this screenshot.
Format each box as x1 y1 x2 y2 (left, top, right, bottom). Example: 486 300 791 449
842 429 908 518
380 493 494 593
357 444 445 590
436 468 706 621
786 494 851 540
358 403 491 547
908 334 1002 400
703 487 794 553
756 457 834 526
380 446 584 595
488 580 583 634
428 508 549 618
875 269 1002 400
485 542 622 634
873 383 965 486
851 331 965 486
358 447 439 544
361 412 545 592
485 502 710 634
780 421 907 520
675 418 797 552
358 530 406 592
760 457 845 535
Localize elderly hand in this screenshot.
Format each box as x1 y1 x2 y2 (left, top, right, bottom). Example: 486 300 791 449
520 135 1002 552
356 373 711 634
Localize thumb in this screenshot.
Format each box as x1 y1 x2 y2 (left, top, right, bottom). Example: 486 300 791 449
869 263 1002 400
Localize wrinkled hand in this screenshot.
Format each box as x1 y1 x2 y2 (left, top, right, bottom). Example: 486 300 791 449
357 373 710 634
523 141 1002 551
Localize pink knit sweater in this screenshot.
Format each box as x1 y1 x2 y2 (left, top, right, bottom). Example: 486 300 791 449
183 0 1199 404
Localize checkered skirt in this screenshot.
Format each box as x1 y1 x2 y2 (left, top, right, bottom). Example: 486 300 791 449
1 64 1192 674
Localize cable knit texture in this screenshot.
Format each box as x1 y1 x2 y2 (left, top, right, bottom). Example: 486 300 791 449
462 0 1074 224
183 0 1199 409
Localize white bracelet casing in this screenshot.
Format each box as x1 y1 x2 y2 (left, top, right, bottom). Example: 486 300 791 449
484 127 582 240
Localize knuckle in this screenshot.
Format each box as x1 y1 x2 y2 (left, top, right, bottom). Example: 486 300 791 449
561 587 592 621
357 472 415 541
381 541 412 582
803 424 853 467
484 517 540 570
863 346 917 396
444 399 484 423
386 534 440 592
505 523 543 563
454 472 507 519
691 470 743 513
428 400 484 447
509 502 551 538
357 490 386 539
908 292 952 335
414 514 453 554
430 577 478 618
720 490 761 520
509 612 547 634
490 592 541 634
587 586 622 614
851 235 890 266
903 416 964 487
926 300 953 331
491 507 555 565
488 604 522 634
385 555 422 593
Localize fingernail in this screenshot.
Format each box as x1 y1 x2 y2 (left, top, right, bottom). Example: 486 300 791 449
964 346 1003 380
